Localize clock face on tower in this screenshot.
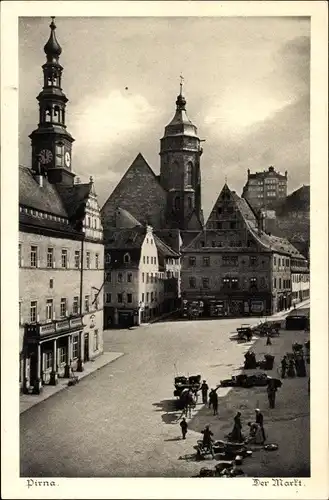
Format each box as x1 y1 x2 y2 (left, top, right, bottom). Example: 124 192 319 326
39 149 53 165
64 151 71 168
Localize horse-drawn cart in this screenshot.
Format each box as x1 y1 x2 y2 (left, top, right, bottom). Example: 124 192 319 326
236 325 253 341
174 374 201 409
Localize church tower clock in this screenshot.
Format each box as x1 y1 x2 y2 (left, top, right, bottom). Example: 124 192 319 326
29 17 75 185
160 81 204 230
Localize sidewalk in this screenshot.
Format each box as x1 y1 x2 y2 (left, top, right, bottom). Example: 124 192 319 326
20 351 124 414
186 323 310 476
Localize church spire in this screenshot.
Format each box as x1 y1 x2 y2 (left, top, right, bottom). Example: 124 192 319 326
176 75 186 111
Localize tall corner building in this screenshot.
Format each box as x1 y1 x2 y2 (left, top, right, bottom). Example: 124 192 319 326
19 18 104 395
242 166 288 210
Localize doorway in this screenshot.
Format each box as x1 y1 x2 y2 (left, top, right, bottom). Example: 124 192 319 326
84 333 89 362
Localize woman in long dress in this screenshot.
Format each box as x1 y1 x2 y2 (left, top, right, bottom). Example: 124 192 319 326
230 412 243 442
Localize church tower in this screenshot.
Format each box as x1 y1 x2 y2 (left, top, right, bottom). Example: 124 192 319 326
160 81 203 230
29 17 75 185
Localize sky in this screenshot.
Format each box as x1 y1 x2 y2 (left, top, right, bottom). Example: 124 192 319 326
19 16 310 219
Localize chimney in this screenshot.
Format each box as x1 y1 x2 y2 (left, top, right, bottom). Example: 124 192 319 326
75 177 81 184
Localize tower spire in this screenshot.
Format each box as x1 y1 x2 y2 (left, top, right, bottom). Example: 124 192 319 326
179 75 184 96
44 16 62 62
29 17 75 185
176 76 186 111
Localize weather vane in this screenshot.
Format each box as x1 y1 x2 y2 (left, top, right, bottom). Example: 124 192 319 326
180 75 184 94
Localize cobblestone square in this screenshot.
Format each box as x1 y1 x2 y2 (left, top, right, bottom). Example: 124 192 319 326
20 312 309 478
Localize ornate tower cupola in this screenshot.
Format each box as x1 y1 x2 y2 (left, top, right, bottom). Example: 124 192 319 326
29 17 75 185
160 79 204 230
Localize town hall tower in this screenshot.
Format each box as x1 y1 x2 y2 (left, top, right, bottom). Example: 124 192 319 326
29 17 75 185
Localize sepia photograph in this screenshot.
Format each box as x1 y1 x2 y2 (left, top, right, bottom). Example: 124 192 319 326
1 1 328 499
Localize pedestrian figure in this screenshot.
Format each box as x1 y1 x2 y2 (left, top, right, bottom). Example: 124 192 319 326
201 424 215 458
255 409 266 442
267 379 277 409
230 411 243 442
287 358 296 378
201 380 209 405
208 388 215 410
281 355 287 379
180 417 188 439
266 334 272 346
246 422 264 445
212 390 218 416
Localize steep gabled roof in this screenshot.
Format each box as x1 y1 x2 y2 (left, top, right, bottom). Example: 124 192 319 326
102 153 162 208
19 165 67 217
101 153 167 229
104 226 146 249
56 182 91 221
155 229 182 253
153 234 180 258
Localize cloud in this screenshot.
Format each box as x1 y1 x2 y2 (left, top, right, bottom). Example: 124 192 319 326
69 90 158 176
201 94 310 220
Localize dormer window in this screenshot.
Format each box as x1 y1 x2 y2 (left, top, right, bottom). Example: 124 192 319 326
123 253 131 264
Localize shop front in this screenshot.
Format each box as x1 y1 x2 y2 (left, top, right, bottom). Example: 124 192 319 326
182 292 272 318
105 306 139 328
22 316 85 395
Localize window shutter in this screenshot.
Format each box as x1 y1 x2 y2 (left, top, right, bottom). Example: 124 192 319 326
53 260 56 268
53 311 56 320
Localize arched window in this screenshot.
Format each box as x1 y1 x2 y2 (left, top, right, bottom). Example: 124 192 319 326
123 253 131 264
53 106 60 123
45 106 52 123
174 196 180 210
186 163 193 186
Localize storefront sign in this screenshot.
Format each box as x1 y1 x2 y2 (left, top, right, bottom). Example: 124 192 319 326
56 320 70 332
70 317 83 328
39 323 55 335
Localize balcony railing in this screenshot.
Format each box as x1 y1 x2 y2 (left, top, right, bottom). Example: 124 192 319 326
25 316 84 340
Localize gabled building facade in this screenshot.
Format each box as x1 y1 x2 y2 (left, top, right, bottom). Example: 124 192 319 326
181 184 308 318
19 18 104 395
104 223 180 328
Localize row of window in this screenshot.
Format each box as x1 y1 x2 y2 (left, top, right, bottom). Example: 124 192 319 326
188 276 266 290
105 290 160 305
21 295 99 324
19 244 100 270
187 256 267 267
142 255 157 265
273 278 291 289
273 256 290 267
104 270 178 283
292 274 310 283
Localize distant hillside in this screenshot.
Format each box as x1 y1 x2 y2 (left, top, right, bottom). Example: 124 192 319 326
276 185 310 215
263 185 310 257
